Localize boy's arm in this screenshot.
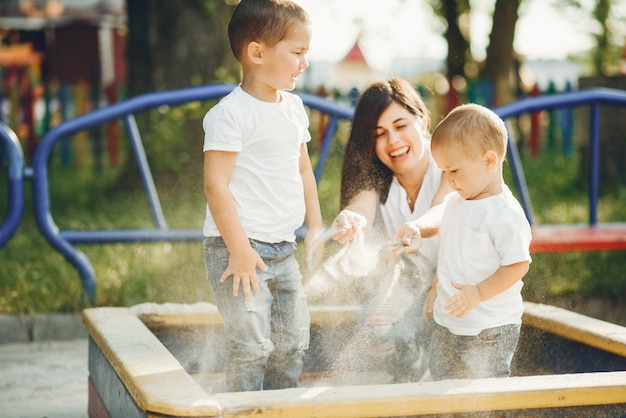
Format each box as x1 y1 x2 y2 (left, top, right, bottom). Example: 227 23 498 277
299 143 323 267
418 172 455 237
391 182 455 255
204 150 266 299
445 260 530 318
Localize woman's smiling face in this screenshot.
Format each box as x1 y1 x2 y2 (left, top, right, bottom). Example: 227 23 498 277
374 101 428 174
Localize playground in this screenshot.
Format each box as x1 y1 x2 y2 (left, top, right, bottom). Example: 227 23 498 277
1 82 626 415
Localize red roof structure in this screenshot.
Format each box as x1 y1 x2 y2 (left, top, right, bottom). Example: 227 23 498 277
341 42 367 64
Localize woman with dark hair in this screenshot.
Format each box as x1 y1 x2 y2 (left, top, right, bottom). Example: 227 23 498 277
329 77 453 383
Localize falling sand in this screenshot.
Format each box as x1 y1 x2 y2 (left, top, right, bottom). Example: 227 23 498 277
304 227 435 386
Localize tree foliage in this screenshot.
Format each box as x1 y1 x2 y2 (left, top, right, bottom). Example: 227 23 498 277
483 0 520 104
430 0 521 105
117 0 243 190
429 0 625 104
126 0 240 97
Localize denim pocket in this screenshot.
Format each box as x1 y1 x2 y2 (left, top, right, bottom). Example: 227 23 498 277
476 326 503 344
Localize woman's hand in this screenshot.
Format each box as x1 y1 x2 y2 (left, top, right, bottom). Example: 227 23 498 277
331 210 367 244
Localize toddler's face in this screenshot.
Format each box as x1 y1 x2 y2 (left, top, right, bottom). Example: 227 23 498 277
432 145 501 200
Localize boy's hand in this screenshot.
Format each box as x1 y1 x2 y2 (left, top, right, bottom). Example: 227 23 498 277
220 246 267 300
390 222 422 255
445 281 481 318
331 210 366 244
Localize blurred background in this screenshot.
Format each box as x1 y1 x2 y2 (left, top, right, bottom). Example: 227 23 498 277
0 0 625 320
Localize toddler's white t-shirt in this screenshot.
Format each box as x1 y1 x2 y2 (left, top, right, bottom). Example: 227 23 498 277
433 185 532 336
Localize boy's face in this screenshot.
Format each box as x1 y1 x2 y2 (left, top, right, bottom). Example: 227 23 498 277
432 144 501 200
259 21 311 92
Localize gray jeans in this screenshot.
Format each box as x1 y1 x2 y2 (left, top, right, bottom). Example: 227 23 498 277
429 322 521 380
203 237 310 392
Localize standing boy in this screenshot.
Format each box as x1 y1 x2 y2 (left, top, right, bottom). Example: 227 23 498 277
202 0 322 392
396 103 532 380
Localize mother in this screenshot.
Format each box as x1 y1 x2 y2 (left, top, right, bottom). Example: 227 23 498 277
330 77 453 383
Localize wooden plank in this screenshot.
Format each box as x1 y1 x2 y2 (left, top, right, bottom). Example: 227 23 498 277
530 224 626 253
211 372 626 417
133 303 360 329
88 337 147 418
82 307 222 418
523 302 626 358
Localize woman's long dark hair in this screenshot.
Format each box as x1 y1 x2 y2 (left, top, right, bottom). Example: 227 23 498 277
340 77 431 209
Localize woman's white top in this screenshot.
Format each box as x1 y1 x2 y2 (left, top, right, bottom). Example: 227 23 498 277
378 154 442 268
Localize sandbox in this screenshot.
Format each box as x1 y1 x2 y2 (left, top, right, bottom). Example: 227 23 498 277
83 302 626 417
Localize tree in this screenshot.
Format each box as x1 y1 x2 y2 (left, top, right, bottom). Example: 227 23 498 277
439 0 472 81
126 0 239 97
592 0 612 75
430 0 521 106
116 0 241 189
483 0 520 105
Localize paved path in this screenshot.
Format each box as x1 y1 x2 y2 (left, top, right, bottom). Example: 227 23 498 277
0 339 88 418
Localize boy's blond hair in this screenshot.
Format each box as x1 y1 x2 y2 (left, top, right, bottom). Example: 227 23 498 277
228 0 310 62
431 103 508 160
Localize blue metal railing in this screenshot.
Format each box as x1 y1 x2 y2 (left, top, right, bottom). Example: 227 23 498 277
30 84 353 297
0 122 24 248
494 87 626 226
4 85 626 297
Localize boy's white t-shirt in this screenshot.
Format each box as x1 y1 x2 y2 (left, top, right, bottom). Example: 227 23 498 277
433 185 532 336
378 154 442 268
202 85 311 243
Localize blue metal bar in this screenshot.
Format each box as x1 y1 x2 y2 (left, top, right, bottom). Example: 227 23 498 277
124 114 167 229
0 123 24 248
29 84 353 297
589 103 600 226
61 229 203 244
295 91 353 120
313 116 339 182
495 87 626 119
504 121 534 225
295 91 352 183
493 87 626 226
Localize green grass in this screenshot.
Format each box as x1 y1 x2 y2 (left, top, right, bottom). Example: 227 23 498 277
504 149 626 306
2 122 626 314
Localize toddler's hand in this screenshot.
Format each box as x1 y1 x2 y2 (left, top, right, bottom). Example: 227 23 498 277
445 281 481 318
390 222 422 255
